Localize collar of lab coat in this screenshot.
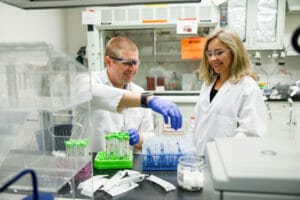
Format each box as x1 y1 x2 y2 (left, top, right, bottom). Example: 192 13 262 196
100 68 130 89
201 78 235 111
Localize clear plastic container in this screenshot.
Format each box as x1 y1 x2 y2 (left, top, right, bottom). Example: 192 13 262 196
177 155 204 191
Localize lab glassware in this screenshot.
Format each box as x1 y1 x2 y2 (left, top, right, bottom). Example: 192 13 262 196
177 155 205 191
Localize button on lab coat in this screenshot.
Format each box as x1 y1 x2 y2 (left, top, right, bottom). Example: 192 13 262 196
193 76 268 156
73 70 154 153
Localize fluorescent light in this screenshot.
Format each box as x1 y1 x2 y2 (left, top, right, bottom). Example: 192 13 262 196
0 0 201 9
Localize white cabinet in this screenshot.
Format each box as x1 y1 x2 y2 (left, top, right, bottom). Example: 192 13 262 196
227 0 286 50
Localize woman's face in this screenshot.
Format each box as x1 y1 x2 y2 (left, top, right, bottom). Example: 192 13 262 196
206 38 232 78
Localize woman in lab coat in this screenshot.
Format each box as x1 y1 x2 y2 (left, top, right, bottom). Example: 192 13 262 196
193 28 268 156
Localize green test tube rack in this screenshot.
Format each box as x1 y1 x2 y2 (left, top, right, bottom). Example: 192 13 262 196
93 151 133 169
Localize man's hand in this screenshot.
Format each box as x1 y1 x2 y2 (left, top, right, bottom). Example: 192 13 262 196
147 96 182 130
128 128 140 146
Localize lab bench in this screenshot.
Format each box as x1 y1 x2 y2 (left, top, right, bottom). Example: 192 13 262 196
0 153 203 200
92 154 203 200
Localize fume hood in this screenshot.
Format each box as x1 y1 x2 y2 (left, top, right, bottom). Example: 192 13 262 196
0 0 201 9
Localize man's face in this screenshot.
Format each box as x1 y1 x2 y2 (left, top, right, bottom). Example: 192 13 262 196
105 51 139 89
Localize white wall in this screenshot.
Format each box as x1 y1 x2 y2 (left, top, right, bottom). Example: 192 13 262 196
65 8 87 57
0 2 67 52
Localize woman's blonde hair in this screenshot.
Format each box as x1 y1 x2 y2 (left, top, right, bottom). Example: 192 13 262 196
199 28 256 84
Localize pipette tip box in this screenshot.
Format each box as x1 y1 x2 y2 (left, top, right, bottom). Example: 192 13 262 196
93 151 133 169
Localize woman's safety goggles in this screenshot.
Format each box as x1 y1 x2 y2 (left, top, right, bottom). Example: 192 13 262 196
205 49 230 59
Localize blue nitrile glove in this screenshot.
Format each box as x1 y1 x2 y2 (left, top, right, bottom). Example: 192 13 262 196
128 128 140 146
147 96 182 130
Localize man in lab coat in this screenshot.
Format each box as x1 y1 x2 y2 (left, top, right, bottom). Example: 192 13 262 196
73 36 182 153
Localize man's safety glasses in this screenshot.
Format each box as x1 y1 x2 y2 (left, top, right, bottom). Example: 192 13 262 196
110 56 140 67
205 49 230 59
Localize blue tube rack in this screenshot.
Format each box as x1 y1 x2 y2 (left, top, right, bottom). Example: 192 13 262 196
142 153 184 171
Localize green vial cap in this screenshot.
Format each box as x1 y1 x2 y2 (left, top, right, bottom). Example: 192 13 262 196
117 135 123 140
123 132 129 136
64 140 73 147
74 140 81 147
79 140 87 147
110 132 116 136
83 138 89 144
124 135 130 141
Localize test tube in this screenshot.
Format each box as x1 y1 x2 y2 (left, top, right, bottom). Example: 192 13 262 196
83 138 89 157
74 140 81 156
123 134 130 159
118 135 124 159
64 140 73 157
69 139 75 156
79 139 86 156
105 134 111 157
110 132 116 156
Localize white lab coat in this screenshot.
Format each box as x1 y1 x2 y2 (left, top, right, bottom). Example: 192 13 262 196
193 76 268 156
73 70 154 153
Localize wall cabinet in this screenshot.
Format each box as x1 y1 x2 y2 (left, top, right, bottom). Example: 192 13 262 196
227 0 286 50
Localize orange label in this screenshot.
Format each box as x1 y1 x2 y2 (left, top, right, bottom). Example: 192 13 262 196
142 19 168 23
181 37 207 60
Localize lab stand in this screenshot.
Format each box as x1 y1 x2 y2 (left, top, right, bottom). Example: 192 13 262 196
0 43 93 199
